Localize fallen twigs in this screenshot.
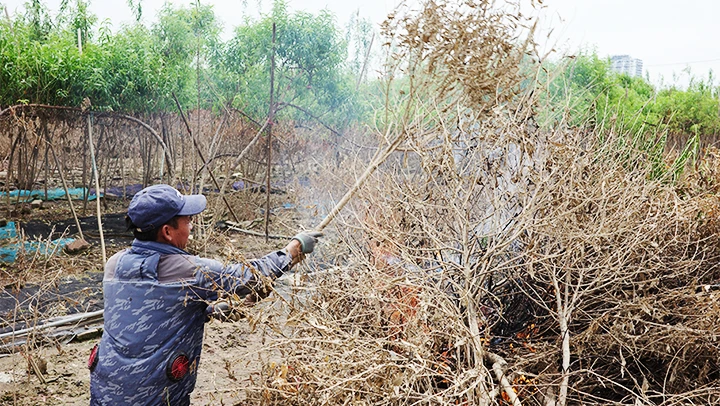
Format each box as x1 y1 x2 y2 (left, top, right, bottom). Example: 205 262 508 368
0 310 104 353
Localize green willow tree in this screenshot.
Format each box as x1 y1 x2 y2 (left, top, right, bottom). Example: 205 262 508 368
215 0 363 130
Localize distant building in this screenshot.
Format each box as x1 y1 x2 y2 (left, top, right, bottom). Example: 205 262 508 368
610 55 644 78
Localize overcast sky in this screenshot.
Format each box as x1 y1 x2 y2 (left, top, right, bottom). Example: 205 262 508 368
1 0 718 88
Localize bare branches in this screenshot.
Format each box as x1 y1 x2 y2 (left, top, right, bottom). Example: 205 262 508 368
234 0 720 402
0 103 175 179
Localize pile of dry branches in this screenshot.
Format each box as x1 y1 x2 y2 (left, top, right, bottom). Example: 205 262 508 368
232 1 720 405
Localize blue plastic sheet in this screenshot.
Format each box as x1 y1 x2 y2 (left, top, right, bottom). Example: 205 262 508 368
0 221 75 263
0 187 101 202
0 238 75 263
0 221 17 239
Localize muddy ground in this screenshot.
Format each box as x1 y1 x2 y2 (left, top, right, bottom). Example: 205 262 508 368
0 188 323 405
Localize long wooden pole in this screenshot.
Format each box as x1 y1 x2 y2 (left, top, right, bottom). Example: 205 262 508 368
43 125 49 201
264 22 277 243
356 32 374 91
87 113 106 263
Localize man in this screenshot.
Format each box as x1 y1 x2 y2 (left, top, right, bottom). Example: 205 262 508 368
89 184 321 405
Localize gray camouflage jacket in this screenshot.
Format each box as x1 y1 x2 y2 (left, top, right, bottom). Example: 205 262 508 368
89 239 291 406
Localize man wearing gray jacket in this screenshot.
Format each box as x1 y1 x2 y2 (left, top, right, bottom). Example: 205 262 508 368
89 184 321 405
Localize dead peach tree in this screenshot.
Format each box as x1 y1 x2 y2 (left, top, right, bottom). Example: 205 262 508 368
304 79 720 405
242 0 545 405
235 0 720 405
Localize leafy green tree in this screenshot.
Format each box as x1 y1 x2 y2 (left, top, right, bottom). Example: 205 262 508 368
58 0 96 45
0 12 82 106
0 0 365 124
23 0 53 40
152 1 221 110
654 74 720 136
81 23 171 112
216 0 362 129
545 52 720 138
544 52 613 129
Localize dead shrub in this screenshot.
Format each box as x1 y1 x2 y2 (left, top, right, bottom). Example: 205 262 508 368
239 1 720 405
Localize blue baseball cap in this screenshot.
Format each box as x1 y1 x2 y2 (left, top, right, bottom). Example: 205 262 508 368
128 184 207 232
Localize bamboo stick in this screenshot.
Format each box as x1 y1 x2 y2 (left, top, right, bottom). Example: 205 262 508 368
0 310 104 341
47 143 84 240
265 22 277 242
87 113 106 264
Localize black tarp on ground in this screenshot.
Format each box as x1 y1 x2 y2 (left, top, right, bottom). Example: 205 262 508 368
20 213 133 244
0 213 133 336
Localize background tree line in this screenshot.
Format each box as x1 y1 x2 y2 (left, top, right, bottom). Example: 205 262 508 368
545 52 720 138
0 0 372 131
2 1 719 140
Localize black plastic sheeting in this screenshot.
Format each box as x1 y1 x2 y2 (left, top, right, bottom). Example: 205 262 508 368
0 272 104 335
20 213 133 243
0 213 133 335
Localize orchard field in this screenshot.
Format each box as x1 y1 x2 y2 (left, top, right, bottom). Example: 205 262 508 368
2 1 720 405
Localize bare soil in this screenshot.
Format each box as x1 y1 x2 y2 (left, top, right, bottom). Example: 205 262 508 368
0 313 282 405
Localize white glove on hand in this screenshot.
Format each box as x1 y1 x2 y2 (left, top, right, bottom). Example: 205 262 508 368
207 300 242 322
292 231 324 253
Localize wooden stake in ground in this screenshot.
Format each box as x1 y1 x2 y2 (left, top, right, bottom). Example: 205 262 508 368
265 22 277 243
87 112 107 264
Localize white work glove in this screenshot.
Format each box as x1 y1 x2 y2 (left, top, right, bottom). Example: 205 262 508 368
292 231 324 253
207 299 242 322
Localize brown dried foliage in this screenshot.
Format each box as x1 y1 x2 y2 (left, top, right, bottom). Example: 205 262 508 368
239 1 720 405
380 0 535 114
